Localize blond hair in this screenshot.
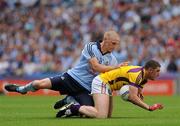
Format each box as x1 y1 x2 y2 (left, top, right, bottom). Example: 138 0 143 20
103 30 120 41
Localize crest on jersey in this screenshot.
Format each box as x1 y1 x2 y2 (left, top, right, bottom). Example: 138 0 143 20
102 57 110 65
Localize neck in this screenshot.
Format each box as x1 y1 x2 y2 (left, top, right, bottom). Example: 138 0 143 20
100 41 108 54
144 69 148 80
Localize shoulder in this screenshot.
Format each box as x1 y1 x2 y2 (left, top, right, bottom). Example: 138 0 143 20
82 42 99 58
127 66 142 78
85 42 97 49
84 42 98 52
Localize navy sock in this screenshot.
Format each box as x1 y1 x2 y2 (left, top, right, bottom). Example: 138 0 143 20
70 104 80 114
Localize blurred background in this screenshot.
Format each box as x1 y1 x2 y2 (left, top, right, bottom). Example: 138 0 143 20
0 0 180 95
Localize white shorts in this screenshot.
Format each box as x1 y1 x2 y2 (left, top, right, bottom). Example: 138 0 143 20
91 76 112 95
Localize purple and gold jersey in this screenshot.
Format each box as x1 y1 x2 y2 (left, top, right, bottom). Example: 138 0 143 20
99 66 147 91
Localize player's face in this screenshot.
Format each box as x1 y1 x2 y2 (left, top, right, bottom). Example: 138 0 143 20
148 67 160 80
106 39 120 52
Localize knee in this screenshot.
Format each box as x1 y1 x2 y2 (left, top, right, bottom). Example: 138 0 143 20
32 80 41 89
95 112 108 119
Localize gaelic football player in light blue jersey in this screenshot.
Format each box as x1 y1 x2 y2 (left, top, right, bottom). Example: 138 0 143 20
5 30 128 117
67 41 118 92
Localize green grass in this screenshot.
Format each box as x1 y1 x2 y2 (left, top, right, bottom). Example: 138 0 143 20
0 95 180 126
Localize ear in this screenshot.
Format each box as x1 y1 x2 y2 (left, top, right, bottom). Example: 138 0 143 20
148 68 154 73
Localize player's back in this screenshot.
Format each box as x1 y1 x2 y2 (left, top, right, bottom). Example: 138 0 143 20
99 65 144 90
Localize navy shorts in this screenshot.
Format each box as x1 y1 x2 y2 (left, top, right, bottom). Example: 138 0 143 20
72 92 94 106
50 73 94 106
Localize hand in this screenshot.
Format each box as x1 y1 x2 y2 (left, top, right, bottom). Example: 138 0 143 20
149 103 164 111
117 61 129 67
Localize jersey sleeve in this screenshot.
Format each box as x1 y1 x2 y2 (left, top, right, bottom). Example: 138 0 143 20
82 43 97 60
128 72 143 88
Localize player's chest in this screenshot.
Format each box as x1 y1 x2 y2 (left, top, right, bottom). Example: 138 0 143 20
98 55 111 65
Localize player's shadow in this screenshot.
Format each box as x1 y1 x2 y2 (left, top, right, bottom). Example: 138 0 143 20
110 116 156 119
27 116 157 120
49 116 152 120
26 116 92 120
108 116 160 120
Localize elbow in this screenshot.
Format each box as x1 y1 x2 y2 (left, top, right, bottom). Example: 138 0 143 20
128 94 138 103
91 65 97 72
91 64 102 73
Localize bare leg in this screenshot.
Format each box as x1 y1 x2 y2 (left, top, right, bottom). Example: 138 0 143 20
5 78 52 94
32 78 52 89
79 106 97 117
79 93 110 118
108 96 113 118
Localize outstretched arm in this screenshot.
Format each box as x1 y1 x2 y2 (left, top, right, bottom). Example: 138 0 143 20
128 85 149 110
128 85 163 111
137 88 144 100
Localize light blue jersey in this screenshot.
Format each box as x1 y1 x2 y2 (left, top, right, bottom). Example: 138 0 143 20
67 42 118 91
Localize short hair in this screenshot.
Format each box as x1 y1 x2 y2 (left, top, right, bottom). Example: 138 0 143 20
144 60 161 69
103 30 120 41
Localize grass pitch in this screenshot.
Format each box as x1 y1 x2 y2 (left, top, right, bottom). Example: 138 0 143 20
0 95 180 126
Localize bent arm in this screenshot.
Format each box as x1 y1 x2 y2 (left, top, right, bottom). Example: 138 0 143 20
89 57 129 73
89 57 118 73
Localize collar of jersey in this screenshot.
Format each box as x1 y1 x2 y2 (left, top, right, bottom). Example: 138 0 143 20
97 40 110 55
141 67 147 82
